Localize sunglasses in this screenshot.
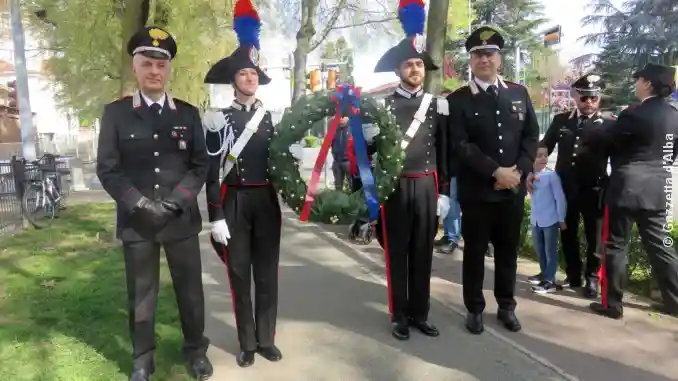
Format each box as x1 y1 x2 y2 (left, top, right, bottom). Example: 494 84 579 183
579 96 599 102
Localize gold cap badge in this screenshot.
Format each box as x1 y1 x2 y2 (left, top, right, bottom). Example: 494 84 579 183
148 28 169 47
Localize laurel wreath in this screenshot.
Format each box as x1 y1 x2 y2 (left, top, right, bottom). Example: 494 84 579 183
268 90 404 224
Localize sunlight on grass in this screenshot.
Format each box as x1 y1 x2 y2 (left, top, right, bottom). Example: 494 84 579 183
0 203 194 381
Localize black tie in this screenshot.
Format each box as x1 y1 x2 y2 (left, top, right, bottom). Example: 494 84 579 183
578 115 588 127
150 103 162 117
486 84 498 98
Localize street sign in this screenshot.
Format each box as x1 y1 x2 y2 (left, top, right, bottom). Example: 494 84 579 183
543 25 561 47
519 69 526 86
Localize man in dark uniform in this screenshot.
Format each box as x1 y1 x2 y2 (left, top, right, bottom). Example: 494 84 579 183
96 26 212 381
590 63 678 319
201 0 297 367
371 0 450 341
447 26 539 334
536 74 614 297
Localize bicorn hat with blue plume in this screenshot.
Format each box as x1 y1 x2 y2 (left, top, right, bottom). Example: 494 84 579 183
374 0 438 73
204 0 271 85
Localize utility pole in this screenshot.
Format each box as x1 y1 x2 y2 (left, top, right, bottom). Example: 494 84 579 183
9 0 37 161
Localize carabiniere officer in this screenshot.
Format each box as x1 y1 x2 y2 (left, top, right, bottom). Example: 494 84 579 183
96 26 213 381
538 74 615 298
448 26 539 335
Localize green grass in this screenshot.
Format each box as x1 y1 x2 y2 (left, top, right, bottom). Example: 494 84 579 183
0 203 194 381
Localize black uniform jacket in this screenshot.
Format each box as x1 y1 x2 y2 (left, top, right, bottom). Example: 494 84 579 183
204 100 275 223
597 97 678 210
382 87 450 194
447 79 539 203
541 109 614 194
96 92 209 243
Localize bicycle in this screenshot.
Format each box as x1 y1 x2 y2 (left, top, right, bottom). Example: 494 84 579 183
21 154 70 229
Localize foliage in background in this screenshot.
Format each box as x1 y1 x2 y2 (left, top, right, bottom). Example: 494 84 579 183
519 199 677 298
24 0 236 120
579 0 678 107
321 36 355 83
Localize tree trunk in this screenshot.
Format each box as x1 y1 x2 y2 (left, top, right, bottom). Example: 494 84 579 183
118 0 148 97
291 0 318 104
424 0 449 93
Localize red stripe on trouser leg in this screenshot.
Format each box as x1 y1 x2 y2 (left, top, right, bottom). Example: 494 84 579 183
380 206 394 317
211 183 242 343
210 236 241 344
432 170 439 199
597 206 610 307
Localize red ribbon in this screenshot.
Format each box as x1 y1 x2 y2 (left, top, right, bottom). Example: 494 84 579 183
298 103 343 222
597 206 610 307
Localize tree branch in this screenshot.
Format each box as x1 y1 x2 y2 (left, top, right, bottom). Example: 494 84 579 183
330 17 396 30
309 0 348 52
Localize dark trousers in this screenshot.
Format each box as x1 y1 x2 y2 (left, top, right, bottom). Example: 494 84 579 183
123 235 209 371
210 185 282 351
332 160 351 191
562 187 602 285
605 206 678 313
376 174 438 323
461 197 525 313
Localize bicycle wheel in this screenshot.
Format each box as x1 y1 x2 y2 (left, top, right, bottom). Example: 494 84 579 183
22 183 56 229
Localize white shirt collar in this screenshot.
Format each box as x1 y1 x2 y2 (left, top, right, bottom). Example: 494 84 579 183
473 77 499 92
140 91 166 112
641 95 657 103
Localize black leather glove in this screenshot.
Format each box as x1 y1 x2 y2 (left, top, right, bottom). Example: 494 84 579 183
161 200 181 216
133 197 171 229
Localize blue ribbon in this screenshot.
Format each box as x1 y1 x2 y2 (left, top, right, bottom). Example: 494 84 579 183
335 84 380 222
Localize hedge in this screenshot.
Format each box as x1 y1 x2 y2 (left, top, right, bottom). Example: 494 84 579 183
519 199 678 297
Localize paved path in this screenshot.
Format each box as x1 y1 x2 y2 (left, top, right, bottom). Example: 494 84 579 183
68 190 678 380
200 211 569 381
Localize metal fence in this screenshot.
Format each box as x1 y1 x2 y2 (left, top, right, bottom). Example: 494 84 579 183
0 154 73 234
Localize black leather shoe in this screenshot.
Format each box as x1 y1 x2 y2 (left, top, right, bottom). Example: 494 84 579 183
409 319 440 337
497 309 522 332
236 350 256 368
465 313 484 335
187 356 213 380
129 369 151 381
391 321 410 340
257 345 283 362
583 283 598 299
590 302 623 319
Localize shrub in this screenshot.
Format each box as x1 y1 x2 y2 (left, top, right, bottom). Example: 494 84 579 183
520 199 678 298
303 135 319 148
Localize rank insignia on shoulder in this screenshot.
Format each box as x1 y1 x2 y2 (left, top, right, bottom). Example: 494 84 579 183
436 97 449 115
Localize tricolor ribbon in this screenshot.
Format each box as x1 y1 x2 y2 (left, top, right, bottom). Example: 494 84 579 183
298 83 380 223
336 84 380 222
298 105 342 222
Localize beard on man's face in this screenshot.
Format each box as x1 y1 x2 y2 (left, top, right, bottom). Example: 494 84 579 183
401 72 424 88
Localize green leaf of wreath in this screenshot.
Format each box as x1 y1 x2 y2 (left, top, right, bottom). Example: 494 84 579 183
268 90 404 224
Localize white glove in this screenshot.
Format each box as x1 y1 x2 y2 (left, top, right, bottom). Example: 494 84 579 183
288 143 304 161
211 219 231 245
202 110 227 132
362 124 380 143
436 195 450 217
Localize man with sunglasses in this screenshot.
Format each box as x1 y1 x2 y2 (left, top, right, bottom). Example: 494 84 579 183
537 74 615 298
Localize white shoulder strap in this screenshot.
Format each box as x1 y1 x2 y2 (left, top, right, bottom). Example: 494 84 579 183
400 93 434 150
222 107 267 176
436 97 449 115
